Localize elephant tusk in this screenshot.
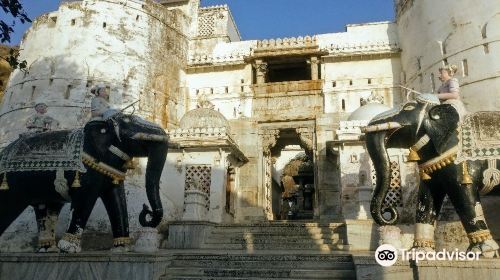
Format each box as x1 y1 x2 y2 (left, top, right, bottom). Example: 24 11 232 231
82 152 126 184
131 133 169 142
361 122 402 133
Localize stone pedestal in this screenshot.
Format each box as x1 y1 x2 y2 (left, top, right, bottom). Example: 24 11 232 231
357 186 372 220
182 190 209 221
345 219 379 251
166 221 215 249
379 225 402 249
133 227 160 253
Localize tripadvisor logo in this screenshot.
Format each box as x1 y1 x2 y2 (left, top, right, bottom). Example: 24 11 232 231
375 244 481 266
375 244 397 266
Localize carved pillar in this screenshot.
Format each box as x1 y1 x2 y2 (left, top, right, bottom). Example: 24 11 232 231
296 127 314 154
254 59 268 84
308 56 320 80
259 129 280 220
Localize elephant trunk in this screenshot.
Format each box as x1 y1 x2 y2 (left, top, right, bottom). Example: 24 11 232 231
139 141 168 228
366 130 399 225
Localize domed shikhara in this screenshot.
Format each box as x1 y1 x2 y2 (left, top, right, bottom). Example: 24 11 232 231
347 102 391 121
179 108 230 130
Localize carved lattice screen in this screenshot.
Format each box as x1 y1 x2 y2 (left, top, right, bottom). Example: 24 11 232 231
185 165 212 210
198 14 215 37
371 158 403 208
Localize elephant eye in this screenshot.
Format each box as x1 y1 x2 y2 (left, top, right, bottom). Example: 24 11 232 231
404 105 416 111
100 128 107 134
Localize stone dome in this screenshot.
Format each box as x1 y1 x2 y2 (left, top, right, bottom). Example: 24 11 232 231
179 107 229 130
348 102 391 121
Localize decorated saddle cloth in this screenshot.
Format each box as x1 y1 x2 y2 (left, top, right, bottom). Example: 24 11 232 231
0 129 86 174
456 112 500 193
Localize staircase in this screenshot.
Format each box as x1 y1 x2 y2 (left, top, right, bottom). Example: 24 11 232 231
162 221 356 279
201 221 348 251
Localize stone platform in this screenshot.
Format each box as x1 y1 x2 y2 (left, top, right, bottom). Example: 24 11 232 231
2 251 500 280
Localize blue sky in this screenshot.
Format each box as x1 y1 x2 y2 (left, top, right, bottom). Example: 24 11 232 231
5 0 394 45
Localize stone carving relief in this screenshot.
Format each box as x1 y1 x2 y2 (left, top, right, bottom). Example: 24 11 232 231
260 129 280 155
296 127 314 153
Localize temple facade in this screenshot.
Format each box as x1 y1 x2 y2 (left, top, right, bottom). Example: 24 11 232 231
0 0 499 255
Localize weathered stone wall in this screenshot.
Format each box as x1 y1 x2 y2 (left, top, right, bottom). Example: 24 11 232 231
396 0 500 112
0 0 188 148
0 45 15 104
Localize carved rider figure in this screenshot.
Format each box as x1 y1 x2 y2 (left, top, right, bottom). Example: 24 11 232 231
437 64 467 120
90 84 118 120
25 103 60 133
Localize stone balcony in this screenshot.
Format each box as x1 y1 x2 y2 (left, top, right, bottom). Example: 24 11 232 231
251 80 323 95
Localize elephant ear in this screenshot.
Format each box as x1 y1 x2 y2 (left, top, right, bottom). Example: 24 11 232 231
84 121 115 159
423 104 460 154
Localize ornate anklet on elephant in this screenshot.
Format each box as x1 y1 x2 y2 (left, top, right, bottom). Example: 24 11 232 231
0 113 170 253
363 94 500 258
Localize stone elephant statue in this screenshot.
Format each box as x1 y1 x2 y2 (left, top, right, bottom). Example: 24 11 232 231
363 94 500 257
0 113 169 253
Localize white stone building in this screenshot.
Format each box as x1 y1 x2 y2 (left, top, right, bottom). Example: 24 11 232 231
0 0 499 251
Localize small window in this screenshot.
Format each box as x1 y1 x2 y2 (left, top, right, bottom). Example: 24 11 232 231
65 85 72 99
368 78 372 85
31 86 36 100
417 57 422 70
484 43 490 54
430 73 436 92
341 99 346 111
349 80 353 86
71 19 76 26
241 79 244 83
136 15 140 21
240 86 244 92
103 22 107 28
332 81 336 87
225 87 229 94
462 59 469 76
210 88 214 94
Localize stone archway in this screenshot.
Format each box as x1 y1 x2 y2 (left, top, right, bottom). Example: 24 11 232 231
258 123 316 220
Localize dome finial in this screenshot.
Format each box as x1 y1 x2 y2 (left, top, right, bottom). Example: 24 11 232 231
361 91 384 106
197 94 215 110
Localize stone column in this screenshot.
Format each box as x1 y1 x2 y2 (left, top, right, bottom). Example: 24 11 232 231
259 129 280 220
254 59 268 84
308 56 320 80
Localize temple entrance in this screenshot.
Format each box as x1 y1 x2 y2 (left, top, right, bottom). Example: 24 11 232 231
259 125 316 221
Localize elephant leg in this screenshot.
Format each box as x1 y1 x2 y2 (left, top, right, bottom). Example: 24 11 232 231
34 203 63 252
0 195 28 249
444 180 499 258
413 179 446 251
58 180 101 253
101 184 131 252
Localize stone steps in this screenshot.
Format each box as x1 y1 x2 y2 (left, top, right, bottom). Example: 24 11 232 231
202 222 348 251
161 253 356 280
201 243 345 251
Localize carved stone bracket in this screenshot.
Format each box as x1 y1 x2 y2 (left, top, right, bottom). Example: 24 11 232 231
260 129 280 155
296 127 314 153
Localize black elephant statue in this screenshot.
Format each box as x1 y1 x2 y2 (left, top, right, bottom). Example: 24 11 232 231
363 93 500 257
0 113 169 253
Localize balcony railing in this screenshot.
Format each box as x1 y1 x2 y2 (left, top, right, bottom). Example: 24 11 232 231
251 80 323 95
